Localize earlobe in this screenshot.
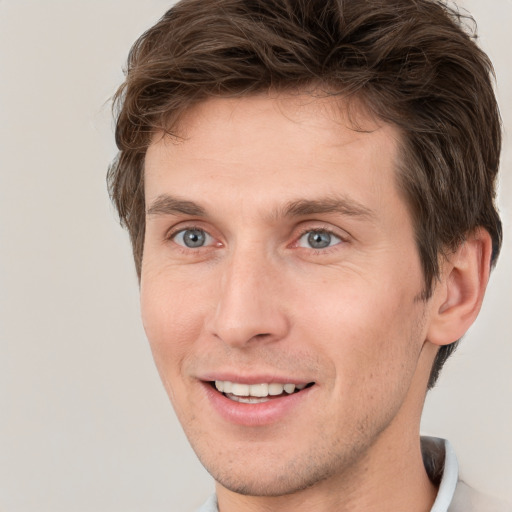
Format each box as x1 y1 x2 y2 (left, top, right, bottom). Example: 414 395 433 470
427 228 492 347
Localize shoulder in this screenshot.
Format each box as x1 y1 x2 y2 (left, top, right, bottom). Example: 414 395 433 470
449 481 512 512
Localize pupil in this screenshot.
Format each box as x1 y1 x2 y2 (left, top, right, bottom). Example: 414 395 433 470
184 229 205 248
308 231 331 249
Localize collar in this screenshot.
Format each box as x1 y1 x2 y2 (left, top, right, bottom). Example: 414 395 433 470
423 436 459 512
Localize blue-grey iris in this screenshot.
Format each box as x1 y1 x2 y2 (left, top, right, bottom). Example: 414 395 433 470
183 229 206 248
308 231 332 249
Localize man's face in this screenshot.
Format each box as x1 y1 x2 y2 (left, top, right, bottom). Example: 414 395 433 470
142 95 434 496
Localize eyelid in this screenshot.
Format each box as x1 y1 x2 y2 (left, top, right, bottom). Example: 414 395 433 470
164 219 207 238
163 222 349 251
166 224 219 249
292 224 350 251
177 229 213 248
299 229 340 245
296 223 349 240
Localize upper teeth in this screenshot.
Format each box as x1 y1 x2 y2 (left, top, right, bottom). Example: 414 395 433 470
215 381 307 397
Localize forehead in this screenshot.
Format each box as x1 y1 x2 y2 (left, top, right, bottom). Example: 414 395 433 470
160 93 395 154
144 94 404 218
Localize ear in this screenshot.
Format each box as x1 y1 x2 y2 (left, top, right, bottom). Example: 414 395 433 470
427 228 493 346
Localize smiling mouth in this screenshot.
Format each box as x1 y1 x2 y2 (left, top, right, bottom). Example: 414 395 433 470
210 380 315 404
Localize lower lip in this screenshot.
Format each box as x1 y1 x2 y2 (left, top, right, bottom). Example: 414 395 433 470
201 382 314 427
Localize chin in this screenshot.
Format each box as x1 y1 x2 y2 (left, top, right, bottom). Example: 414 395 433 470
212 468 326 497
196 443 353 498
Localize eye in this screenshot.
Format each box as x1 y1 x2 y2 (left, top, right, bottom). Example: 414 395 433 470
297 229 342 250
172 228 213 248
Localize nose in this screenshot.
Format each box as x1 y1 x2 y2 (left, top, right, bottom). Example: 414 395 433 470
207 247 290 348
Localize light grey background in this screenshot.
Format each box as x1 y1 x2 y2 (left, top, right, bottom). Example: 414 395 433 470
0 1 510 511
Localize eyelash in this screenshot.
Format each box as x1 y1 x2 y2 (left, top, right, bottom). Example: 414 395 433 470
165 225 348 253
166 224 213 248
294 227 347 252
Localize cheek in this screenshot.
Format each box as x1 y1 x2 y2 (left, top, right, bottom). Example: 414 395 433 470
140 268 204 378
300 272 424 388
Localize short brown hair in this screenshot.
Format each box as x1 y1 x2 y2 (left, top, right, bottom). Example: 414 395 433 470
108 0 502 388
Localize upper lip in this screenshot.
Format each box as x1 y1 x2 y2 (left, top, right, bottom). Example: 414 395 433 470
198 372 313 385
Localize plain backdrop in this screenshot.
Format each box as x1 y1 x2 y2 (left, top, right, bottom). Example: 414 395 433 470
0 1 511 511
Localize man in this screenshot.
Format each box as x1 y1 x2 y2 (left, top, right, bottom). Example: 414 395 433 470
108 0 509 510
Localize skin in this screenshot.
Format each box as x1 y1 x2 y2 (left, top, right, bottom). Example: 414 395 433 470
141 94 491 512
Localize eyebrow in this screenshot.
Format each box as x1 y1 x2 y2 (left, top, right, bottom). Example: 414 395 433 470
281 196 375 220
146 193 375 221
146 195 206 217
